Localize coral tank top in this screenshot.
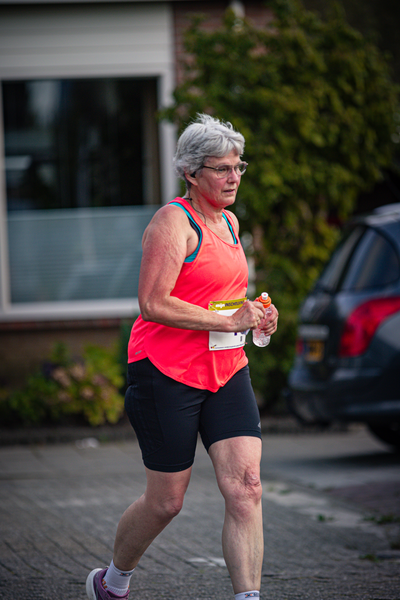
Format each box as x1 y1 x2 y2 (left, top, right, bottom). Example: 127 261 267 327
127 198 249 391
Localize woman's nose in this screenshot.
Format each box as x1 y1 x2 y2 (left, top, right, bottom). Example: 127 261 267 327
227 167 241 181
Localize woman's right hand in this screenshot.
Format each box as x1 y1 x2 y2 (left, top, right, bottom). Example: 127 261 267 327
229 300 265 332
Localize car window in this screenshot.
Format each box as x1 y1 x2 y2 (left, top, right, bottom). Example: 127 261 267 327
340 228 400 291
315 226 364 292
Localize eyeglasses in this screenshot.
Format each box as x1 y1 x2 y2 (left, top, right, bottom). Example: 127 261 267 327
201 162 248 178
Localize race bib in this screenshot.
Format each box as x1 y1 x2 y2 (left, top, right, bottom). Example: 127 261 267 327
208 297 247 351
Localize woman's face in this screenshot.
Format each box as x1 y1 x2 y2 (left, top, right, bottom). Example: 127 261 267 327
190 149 243 208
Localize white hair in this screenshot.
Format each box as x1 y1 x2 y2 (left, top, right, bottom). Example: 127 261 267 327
173 114 245 190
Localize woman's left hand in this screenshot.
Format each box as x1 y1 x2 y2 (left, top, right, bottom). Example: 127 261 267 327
257 303 279 335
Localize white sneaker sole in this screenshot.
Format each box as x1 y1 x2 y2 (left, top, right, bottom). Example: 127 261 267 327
86 568 104 600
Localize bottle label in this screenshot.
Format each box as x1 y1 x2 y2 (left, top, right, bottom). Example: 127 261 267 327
208 297 247 351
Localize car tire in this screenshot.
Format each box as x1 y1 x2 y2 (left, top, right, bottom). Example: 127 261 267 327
284 388 331 428
367 422 400 451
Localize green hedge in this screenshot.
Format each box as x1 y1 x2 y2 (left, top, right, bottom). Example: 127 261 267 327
0 342 125 427
161 0 399 408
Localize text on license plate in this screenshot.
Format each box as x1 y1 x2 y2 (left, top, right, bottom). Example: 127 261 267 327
304 340 324 362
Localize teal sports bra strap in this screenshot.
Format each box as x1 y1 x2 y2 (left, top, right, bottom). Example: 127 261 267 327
169 202 203 263
222 212 238 244
169 202 238 262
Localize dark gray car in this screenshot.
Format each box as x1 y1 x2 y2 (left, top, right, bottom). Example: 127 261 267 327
287 203 400 450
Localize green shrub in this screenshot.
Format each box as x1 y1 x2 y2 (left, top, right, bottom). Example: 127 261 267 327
161 0 399 409
0 342 125 427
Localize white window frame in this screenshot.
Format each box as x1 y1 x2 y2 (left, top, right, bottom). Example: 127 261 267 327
0 2 178 322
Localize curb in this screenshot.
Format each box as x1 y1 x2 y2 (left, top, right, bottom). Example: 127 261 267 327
0 416 351 447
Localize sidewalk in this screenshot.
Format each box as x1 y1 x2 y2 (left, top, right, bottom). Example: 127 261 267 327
0 424 399 599
0 414 346 446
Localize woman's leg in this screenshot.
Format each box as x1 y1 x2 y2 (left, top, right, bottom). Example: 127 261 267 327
113 466 192 571
209 436 263 594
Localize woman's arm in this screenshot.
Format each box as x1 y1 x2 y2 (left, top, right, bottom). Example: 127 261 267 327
138 205 265 333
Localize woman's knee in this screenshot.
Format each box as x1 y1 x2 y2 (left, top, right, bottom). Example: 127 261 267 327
241 469 263 503
145 494 183 522
144 485 186 522
156 495 184 520
145 468 191 521
223 470 263 515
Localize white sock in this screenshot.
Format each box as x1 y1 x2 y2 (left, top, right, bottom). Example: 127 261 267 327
103 560 135 596
235 592 260 600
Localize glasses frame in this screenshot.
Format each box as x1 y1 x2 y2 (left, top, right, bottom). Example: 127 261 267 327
201 162 248 178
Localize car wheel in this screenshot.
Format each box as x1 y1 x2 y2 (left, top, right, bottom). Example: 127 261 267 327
367 422 400 451
284 388 331 428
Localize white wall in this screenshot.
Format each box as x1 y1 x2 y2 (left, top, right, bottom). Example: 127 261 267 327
0 2 178 321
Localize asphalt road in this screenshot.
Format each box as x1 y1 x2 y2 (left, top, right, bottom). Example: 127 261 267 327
261 424 400 516
0 424 399 600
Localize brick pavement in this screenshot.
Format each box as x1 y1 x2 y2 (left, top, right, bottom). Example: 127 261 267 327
0 433 400 599
328 480 400 518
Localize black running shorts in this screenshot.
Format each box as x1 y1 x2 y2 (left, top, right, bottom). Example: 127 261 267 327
124 358 261 472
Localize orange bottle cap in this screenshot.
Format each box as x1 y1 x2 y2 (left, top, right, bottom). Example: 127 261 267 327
256 292 271 307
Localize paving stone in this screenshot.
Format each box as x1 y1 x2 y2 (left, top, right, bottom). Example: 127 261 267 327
0 429 399 599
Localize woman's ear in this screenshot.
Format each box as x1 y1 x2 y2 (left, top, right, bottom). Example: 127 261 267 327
185 171 198 187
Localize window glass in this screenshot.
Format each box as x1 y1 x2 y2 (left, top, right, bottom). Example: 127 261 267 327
7 206 158 302
315 224 400 293
340 228 400 291
3 78 158 211
2 78 161 303
315 225 365 293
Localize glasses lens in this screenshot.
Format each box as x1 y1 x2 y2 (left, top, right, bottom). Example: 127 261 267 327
205 163 248 177
215 166 229 178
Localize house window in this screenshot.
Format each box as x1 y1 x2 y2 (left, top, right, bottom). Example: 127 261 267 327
1 77 161 305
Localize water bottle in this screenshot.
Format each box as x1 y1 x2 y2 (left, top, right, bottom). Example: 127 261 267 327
253 292 272 347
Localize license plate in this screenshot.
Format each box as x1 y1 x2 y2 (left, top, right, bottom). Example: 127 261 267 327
304 340 325 362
